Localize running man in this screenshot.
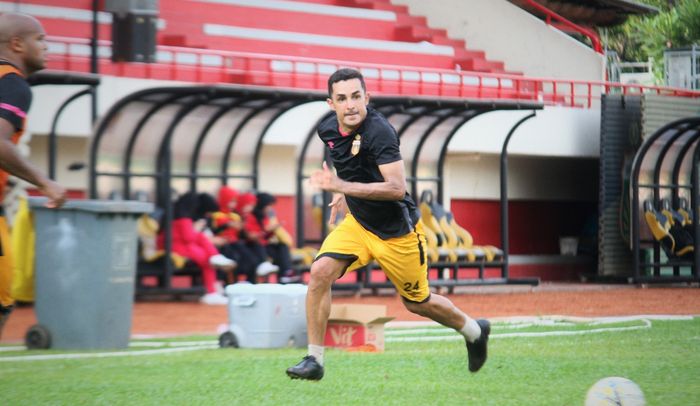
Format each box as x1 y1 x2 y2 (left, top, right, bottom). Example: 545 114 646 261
286 68 489 380
0 12 66 338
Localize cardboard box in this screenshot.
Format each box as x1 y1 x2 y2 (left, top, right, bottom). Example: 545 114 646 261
324 304 394 351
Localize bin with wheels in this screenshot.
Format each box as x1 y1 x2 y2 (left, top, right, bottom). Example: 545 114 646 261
220 283 307 349
26 198 152 350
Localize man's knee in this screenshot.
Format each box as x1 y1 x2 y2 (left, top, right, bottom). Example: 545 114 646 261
402 296 431 316
309 257 345 286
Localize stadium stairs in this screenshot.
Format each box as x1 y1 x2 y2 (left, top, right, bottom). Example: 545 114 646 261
27 0 516 80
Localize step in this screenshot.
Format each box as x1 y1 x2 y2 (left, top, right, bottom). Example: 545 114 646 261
353 0 408 13
395 14 427 27
395 25 448 41
161 34 187 47
430 35 466 49
455 58 504 73
161 1 400 41
394 25 431 42
453 48 486 61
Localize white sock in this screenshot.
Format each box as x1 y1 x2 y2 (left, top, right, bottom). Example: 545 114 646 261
459 316 482 343
308 344 324 366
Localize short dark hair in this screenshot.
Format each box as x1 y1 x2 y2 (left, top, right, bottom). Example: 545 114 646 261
327 68 366 98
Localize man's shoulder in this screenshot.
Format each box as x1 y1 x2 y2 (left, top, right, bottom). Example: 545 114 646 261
0 70 29 90
363 109 395 137
317 112 338 137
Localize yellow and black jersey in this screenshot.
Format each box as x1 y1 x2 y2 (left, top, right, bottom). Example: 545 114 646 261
317 107 420 239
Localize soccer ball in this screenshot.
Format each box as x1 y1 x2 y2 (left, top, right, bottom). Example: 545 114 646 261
585 377 646 406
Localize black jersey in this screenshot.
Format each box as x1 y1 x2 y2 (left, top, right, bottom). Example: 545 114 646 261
0 62 30 203
0 62 30 133
317 107 420 239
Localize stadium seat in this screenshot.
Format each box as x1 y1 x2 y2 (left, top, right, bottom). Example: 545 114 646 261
660 198 694 258
675 197 694 237
419 190 501 263
418 201 455 263
135 213 208 289
643 199 693 260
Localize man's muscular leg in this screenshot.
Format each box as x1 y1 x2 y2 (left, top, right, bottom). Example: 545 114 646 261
404 293 491 373
287 256 348 380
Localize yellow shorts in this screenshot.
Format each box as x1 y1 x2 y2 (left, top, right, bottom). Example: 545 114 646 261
0 216 14 308
316 214 430 303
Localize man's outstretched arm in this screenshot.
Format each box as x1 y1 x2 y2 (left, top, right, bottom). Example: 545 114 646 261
0 119 65 207
310 160 406 201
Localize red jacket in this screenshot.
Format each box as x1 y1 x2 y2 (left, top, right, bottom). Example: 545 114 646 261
244 214 272 245
157 217 200 253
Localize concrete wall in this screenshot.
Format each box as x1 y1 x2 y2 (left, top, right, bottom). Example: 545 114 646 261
448 107 601 158
444 154 598 203
28 76 190 137
26 134 89 191
258 144 298 195
391 0 605 80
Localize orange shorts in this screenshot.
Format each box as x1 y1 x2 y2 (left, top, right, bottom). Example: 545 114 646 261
0 216 14 308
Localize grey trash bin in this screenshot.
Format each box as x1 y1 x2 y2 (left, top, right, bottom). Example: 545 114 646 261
26 197 153 350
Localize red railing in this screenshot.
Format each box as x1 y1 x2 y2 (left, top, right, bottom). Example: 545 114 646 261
46 36 700 108
521 0 603 54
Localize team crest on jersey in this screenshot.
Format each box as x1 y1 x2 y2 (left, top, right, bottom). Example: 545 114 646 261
351 134 361 156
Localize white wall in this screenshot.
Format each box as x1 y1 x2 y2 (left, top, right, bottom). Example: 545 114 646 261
28 76 190 137
258 144 298 195
445 154 598 202
23 76 191 193
26 134 89 190
441 106 600 204
448 107 601 158
391 0 605 81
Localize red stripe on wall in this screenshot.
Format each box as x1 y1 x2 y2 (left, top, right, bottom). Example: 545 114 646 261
274 194 297 243
450 199 597 255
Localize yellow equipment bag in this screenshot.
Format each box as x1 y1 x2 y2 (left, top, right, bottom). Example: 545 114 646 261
11 197 35 302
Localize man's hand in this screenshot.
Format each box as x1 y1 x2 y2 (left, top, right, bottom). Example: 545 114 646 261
39 179 66 208
328 193 346 226
310 161 343 193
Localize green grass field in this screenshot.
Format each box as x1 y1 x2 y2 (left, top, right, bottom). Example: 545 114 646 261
1 317 698 405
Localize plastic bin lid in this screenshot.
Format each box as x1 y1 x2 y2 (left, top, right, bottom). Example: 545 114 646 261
28 197 154 214
225 283 308 295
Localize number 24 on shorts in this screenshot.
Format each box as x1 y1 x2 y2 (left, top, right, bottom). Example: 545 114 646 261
403 281 420 292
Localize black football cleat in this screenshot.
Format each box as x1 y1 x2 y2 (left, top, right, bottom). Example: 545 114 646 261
466 319 491 373
286 355 324 381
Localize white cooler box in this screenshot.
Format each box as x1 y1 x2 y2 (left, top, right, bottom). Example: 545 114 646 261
219 283 308 349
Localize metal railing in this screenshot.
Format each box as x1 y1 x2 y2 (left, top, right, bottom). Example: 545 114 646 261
521 0 603 54
45 36 700 108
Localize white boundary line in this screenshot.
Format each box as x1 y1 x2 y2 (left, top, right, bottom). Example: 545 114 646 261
0 315 693 362
385 314 695 328
386 319 653 343
130 341 217 348
0 345 219 362
0 346 25 352
385 315 695 343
